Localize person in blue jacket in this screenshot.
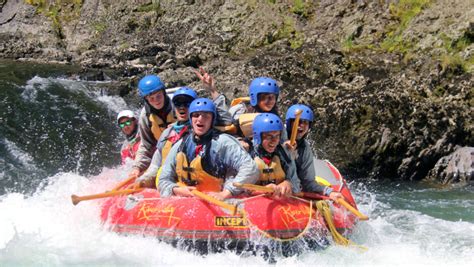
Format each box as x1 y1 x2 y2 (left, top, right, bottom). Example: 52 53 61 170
285 104 341 200
159 98 259 200
250 113 301 198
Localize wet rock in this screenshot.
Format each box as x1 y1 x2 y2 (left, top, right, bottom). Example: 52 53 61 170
425 147 474 185
1 0 472 185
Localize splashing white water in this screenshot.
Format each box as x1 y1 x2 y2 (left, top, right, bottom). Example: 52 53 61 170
20 76 130 114
0 169 473 266
2 138 35 170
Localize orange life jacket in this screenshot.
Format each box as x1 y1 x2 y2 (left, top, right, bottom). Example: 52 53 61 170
148 112 176 140
230 96 250 107
175 141 223 192
254 155 286 185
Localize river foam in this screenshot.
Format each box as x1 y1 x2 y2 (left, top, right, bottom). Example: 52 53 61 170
1 170 473 266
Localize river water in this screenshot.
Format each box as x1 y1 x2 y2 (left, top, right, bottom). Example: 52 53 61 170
0 60 472 266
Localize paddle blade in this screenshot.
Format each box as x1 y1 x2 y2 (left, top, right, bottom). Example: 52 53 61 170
71 194 80 205
337 198 369 221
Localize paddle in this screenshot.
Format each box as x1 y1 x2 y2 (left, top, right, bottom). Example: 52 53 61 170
289 109 303 146
190 189 239 215
233 183 368 220
300 192 369 221
71 188 143 205
177 183 239 215
111 174 138 191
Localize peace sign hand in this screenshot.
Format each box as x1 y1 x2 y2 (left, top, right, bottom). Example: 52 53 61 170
194 66 219 99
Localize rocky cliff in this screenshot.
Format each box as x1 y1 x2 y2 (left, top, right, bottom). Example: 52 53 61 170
0 0 472 185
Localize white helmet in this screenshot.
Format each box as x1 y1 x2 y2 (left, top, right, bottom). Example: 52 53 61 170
116 110 136 124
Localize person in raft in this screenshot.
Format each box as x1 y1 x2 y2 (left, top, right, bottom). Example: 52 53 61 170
285 104 342 201
130 68 234 188
117 110 141 164
250 113 301 198
131 87 198 188
228 77 287 151
129 74 176 178
193 66 233 127
159 98 259 200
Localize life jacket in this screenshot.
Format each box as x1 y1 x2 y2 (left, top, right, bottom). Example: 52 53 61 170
237 113 259 138
161 126 190 165
254 155 286 185
149 112 176 140
175 138 223 192
121 134 141 164
230 96 250 107
214 124 238 135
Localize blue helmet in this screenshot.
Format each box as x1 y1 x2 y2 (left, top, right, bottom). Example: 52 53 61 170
189 98 217 125
252 113 283 146
138 75 165 97
172 87 198 105
285 104 314 129
249 77 280 106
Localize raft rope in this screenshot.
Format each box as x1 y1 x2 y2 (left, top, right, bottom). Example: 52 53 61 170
240 199 313 242
314 200 367 251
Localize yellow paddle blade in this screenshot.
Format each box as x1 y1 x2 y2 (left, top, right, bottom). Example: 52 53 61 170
289 109 303 146
315 176 331 186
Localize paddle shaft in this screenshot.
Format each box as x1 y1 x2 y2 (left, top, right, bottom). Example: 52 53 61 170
298 192 368 220
71 188 143 205
289 110 303 146
177 183 239 215
112 175 138 191
234 183 368 220
190 189 238 215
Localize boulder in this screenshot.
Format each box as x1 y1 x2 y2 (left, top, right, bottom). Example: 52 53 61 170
425 147 474 185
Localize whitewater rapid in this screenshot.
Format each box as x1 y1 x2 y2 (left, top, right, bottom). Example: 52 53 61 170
1 167 473 266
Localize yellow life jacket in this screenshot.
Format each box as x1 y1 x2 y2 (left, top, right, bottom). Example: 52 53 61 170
214 124 237 135
254 155 286 185
175 151 223 192
237 113 260 138
148 112 176 140
161 140 173 165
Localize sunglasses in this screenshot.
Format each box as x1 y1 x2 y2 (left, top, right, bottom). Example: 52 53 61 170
262 133 280 142
174 101 191 108
119 120 133 128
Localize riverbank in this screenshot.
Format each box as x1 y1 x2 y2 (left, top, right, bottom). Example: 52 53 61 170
0 0 472 185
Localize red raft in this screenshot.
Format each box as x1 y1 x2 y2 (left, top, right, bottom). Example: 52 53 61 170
100 160 363 254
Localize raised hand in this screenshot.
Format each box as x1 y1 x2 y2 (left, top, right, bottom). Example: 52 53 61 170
194 66 219 99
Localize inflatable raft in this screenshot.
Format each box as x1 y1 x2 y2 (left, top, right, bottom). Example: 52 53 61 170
100 160 363 256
